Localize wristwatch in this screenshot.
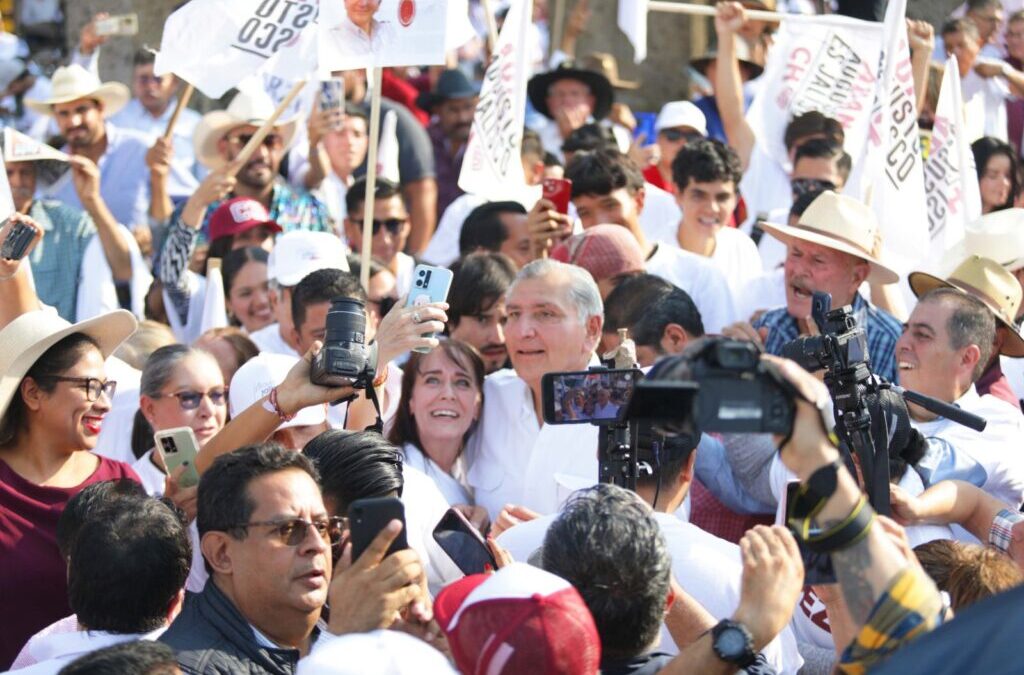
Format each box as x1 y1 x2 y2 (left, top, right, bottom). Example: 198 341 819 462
711 619 756 669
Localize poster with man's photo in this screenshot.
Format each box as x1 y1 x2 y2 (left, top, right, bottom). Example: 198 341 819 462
318 0 448 71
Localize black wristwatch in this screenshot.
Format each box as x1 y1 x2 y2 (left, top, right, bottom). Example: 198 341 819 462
711 619 756 669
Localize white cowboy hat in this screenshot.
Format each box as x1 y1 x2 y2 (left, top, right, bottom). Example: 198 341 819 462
24 64 129 117
759 191 900 285
909 255 1024 357
0 309 138 420
939 209 1024 274
193 89 299 170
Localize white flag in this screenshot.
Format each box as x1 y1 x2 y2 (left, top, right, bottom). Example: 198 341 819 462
154 0 318 98
377 110 401 184
446 0 478 51
458 0 532 198
618 0 648 64
200 262 230 336
924 54 982 271
746 14 883 172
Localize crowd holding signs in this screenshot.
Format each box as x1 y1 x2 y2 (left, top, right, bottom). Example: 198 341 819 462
5 0 1024 673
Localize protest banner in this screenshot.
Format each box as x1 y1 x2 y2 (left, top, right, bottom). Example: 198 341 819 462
318 0 449 72
458 0 532 199
924 54 982 273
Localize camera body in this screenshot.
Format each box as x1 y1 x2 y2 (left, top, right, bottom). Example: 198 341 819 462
310 296 377 388
780 292 870 377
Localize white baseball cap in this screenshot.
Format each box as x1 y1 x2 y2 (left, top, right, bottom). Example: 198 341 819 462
267 231 350 287
297 630 455 674
654 101 708 135
229 353 327 429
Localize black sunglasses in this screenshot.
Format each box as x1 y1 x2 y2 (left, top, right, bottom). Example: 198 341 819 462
791 177 837 197
152 389 229 410
372 218 406 235
660 128 703 143
230 516 347 546
228 133 283 149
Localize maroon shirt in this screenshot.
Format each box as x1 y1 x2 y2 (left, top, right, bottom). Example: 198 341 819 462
977 359 1022 411
428 122 466 220
0 456 139 668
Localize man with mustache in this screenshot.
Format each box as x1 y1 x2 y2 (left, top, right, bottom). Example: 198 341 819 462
417 70 479 220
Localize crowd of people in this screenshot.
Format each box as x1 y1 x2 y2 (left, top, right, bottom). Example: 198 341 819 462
3 0 1024 673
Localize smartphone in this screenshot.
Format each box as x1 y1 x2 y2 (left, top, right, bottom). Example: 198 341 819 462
542 178 573 215
95 13 139 37
319 79 345 131
406 264 454 353
154 427 201 489
784 482 836 585
348 497 409 562
541 368 640 425
0 219 34 260
433 508 497 575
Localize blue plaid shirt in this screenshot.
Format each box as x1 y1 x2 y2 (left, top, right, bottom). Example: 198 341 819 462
27 199 95 322
753 293 903 383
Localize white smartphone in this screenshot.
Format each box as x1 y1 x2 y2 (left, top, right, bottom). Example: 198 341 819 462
95 14 139 37
154 427 201 488
406 264 454 353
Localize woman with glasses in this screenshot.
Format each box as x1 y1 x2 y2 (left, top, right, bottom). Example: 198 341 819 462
131 344 228 497
0 300 138 669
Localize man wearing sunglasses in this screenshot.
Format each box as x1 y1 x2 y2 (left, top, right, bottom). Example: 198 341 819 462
643 101 707 193
343 177 416 295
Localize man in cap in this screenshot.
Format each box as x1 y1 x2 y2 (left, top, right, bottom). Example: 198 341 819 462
417 69 479 219
726 191 904 383
27 64 153 231
643 101 707 192
526 62 620 160
4 128 133 321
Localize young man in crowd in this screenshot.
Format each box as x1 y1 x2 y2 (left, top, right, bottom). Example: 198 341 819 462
343 177 415 295
456 201 533 270
644 100 707 192
304 103 370 226
417 69 478 219
447 252 518 373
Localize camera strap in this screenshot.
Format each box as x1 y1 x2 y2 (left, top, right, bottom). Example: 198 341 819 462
787 492 875 554
363 380 384 434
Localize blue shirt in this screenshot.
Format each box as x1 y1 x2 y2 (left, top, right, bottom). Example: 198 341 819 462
753 293 903 383
27 199 95 321
42 123 151 229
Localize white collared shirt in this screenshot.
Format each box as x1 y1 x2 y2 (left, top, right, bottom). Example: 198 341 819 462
645 243 737 334
402 443 471 506
326 16 398 63
12 627 165 674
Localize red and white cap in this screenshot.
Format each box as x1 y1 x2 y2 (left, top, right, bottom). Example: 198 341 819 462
435 563 601 675
208 197 283 243
551 224 646 283
266 231 350 287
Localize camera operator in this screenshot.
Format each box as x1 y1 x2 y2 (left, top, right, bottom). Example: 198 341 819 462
724 191 904 383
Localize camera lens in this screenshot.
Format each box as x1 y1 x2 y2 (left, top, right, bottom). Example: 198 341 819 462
324 297 367 346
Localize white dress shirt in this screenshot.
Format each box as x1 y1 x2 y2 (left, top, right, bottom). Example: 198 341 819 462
249 322 301 358
645 243 737 334
402 442 472 506
402 464 464 593
11 627 165 674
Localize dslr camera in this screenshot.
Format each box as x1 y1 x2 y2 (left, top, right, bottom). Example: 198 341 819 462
310 296 378 389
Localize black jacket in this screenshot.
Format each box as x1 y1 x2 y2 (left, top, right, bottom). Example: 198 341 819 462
160 582 304 675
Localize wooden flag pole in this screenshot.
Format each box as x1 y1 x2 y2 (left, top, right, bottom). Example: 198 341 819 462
481 0 499 53
549 0 566 62
360 67 384 292
646 2 865 25
225 80 306 177
162 83 195 140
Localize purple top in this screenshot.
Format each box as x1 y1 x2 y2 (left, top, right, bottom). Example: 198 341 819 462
428 122 466 219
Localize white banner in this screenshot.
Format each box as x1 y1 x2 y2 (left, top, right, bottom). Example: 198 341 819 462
154 0 318 98
618 0 648 64
458 0 531 198
746 14 883 172
317 0 449 72
924 54 982 272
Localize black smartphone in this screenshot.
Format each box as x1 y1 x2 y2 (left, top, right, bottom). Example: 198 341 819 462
347 497 408 562
0 219 34 260
784 482 836 585
433 508 497 576
541 368 640 425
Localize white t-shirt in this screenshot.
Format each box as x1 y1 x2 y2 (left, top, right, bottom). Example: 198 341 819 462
10 627 165 675
401 464 464 593
759 207 791 273
465 368 600 520
249 323 300 358
709 225 763 302
402 442 472 506
131 449 167 496
421 193 488 267
735 267 787 324
739 145 793 233
395 251 416 297
645 243 737 334
638 182 682 247
962 67 1010 143
1000 355 1024 403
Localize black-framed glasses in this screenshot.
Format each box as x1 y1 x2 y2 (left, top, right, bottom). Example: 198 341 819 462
36 376 117 402
228 133 283 149
660 128 703 143
230 516 347 546
791 177 837 198
152 388 228 410
372 218 406 235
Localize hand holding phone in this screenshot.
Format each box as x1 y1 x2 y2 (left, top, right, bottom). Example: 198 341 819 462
527 194 573 259
542 178 573 215
0 217 39 261
405 264 454 354
154 427 201 488
433 508 498 575
348 497 409 562
95 13 138 36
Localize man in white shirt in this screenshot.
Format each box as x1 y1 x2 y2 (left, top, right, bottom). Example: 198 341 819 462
324 0 398 62
895 286 1024 509
465 258 604 519
342 177 415 295
943 18 1011 141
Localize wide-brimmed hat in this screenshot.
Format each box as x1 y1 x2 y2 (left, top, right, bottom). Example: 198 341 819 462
579 52 639 90
939 209 1024 274
909 255 1024 357
0 309 138 420
24 64 129 117
416 69 479 111
528 62 614 121
193 89 299 170
760 191 900 285
1 127 70 185
690 38 764 80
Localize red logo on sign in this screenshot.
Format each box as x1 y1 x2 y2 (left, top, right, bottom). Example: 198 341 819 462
398 0 415 26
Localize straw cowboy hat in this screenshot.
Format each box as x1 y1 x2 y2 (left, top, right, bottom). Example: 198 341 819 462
24 64 129 117
759 191 900 285
939 209 1024 274
0 309 137 420
909 256 1024 357
1 127 70 185
193 89 299 170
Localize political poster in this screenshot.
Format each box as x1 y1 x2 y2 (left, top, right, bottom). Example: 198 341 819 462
318 0 449 72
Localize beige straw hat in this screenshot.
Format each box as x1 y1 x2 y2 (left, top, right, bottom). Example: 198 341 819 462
24 64 129 117
909 255 1024 357
0 309 138 420
759 191 900 285
940 209 1024 274
193 89 299 170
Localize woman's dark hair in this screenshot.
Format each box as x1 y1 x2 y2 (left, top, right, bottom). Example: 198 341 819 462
221 246 269 300
0 333 100 447
303 430 404 515
972 136 1020 211
387 338 485 456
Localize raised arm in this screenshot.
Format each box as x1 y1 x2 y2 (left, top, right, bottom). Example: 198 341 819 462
714 2 757 171
69 156 133 281
0 214 44 328
907 20 935 115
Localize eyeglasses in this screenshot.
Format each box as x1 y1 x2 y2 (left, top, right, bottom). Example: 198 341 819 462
372 218 406 235
35 376 117 402
230 516 347 546
660 128 703 143
227 133 283 149
791 177 837 198
152 388 229 410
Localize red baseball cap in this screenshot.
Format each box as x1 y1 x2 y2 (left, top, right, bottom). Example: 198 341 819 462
552 224 646 283
208 197 283 243
435 563 601 675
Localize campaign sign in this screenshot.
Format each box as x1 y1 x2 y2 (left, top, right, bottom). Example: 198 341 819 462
318 0 448 72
